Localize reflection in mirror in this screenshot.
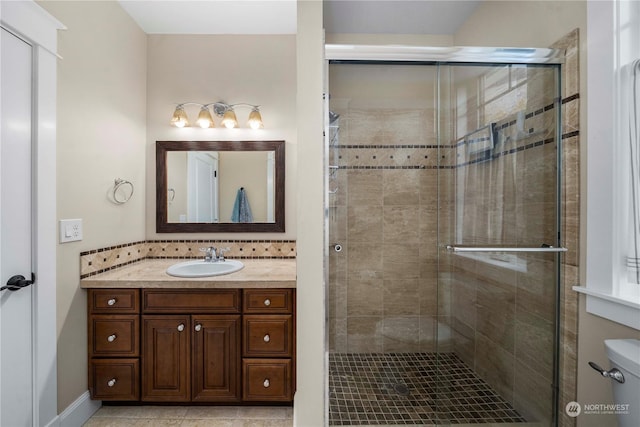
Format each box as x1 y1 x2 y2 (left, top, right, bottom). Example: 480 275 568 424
166 151 275 223
157 141 285 233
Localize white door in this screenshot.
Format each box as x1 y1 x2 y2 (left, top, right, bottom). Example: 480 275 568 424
187 152 219 222
0 27 35 426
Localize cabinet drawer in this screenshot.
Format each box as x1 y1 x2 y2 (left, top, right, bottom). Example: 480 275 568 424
243 359 292 401
243 315 293 358
142 289 240 313
243 289 293 313
89 289 139 314
89 358 139 400
90 315 139 357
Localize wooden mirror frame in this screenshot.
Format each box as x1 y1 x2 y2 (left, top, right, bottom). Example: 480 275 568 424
156 140 285 233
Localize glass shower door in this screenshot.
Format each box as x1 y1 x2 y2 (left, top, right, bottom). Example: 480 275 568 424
436 62 563 425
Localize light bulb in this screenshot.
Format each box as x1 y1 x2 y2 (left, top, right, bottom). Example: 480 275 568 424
221 109 238 129
196 106 214 128
170 105 189 128
247 108 264 129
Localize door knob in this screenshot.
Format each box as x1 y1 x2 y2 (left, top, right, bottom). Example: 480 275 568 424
2 273 35 292
107 298 117 306
195 324 202 332
107 334 117 342
177 324 185 332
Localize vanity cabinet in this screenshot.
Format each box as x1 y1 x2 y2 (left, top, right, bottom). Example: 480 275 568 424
242 289 295 401
87 287 294 404
88 289 140 401
141 289 241 402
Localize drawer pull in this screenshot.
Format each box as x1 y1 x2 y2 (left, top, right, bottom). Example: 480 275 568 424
263 334 270 343
263 298 271 306
177 323 185 332
107 298 117 306
263 379 270 388
107 334 117 343
194 324 202 332
107 378 116 387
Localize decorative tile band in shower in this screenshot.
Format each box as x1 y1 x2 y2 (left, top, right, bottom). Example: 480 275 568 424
330 92 579 171
80 239 297 278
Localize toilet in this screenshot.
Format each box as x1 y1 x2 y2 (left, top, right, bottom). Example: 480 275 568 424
605 339 640 427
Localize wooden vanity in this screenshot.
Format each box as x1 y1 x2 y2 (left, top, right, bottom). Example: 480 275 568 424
81 259 296 405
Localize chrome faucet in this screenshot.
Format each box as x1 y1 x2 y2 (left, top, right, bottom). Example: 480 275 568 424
200 246 230 262
200 247 217 262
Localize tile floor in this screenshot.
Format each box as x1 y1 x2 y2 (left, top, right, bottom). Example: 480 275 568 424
84 405 293 427
329 353 527 425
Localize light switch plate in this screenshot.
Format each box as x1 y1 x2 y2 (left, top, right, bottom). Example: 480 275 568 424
59 218 83 243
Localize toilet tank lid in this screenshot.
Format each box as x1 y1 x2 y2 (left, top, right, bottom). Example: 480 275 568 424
605 339 640 376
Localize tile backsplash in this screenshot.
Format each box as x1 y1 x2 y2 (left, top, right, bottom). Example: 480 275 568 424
80 239 296 278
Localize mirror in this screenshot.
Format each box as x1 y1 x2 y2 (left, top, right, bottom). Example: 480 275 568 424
156 140 285 232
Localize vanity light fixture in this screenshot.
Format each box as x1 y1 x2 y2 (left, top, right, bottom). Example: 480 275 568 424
170 102 263 129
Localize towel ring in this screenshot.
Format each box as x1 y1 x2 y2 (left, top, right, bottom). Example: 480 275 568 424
113 178 134 204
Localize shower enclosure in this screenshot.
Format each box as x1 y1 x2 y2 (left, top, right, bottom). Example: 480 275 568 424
325 47 565 426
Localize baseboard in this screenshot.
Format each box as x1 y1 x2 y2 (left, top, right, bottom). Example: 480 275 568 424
48 391 101 427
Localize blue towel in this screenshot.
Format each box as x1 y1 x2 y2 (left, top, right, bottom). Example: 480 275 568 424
231 187 253 223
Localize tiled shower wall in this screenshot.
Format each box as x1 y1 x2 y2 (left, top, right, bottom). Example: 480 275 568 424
328 64 441 353
328 29 580 426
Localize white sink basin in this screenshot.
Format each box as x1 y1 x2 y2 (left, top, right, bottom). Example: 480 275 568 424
166 260 244 278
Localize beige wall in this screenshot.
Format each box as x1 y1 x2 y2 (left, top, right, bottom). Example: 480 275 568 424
219 152 269 222
145 34 297 240
576 302 640 427
37 0 148 412
294 1 325 425
326 33 453 46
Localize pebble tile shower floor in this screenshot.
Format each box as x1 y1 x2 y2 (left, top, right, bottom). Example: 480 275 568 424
329 353 527 425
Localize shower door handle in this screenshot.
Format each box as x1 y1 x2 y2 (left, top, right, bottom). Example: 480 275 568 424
445 245 567 253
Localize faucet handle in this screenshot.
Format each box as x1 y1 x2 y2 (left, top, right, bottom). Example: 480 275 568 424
218 247 230 261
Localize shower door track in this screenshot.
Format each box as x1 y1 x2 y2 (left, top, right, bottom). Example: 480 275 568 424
325 44 565 64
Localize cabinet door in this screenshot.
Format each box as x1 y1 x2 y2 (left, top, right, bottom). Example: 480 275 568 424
192 315 241 402
142 315 190 402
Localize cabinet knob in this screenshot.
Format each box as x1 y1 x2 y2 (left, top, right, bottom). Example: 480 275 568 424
107 298 117 306
107 334 116 343
263 334 270 343
107 379 116 387
194 324 202 332
263 379 270 388
177 323 185 332
264 298 271 306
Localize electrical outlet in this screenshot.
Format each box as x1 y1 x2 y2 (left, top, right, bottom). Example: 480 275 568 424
59 219 83 243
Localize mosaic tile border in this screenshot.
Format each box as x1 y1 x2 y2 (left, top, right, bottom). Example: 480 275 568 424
80 239 297 279
331 92 579 171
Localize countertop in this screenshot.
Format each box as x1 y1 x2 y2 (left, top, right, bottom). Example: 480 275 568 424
80 258 296 289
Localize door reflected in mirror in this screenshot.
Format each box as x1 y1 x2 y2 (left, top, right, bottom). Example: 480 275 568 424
156 141 285 233
166 151 275 223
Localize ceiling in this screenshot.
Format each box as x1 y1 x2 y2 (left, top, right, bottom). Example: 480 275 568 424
118 0 481 35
